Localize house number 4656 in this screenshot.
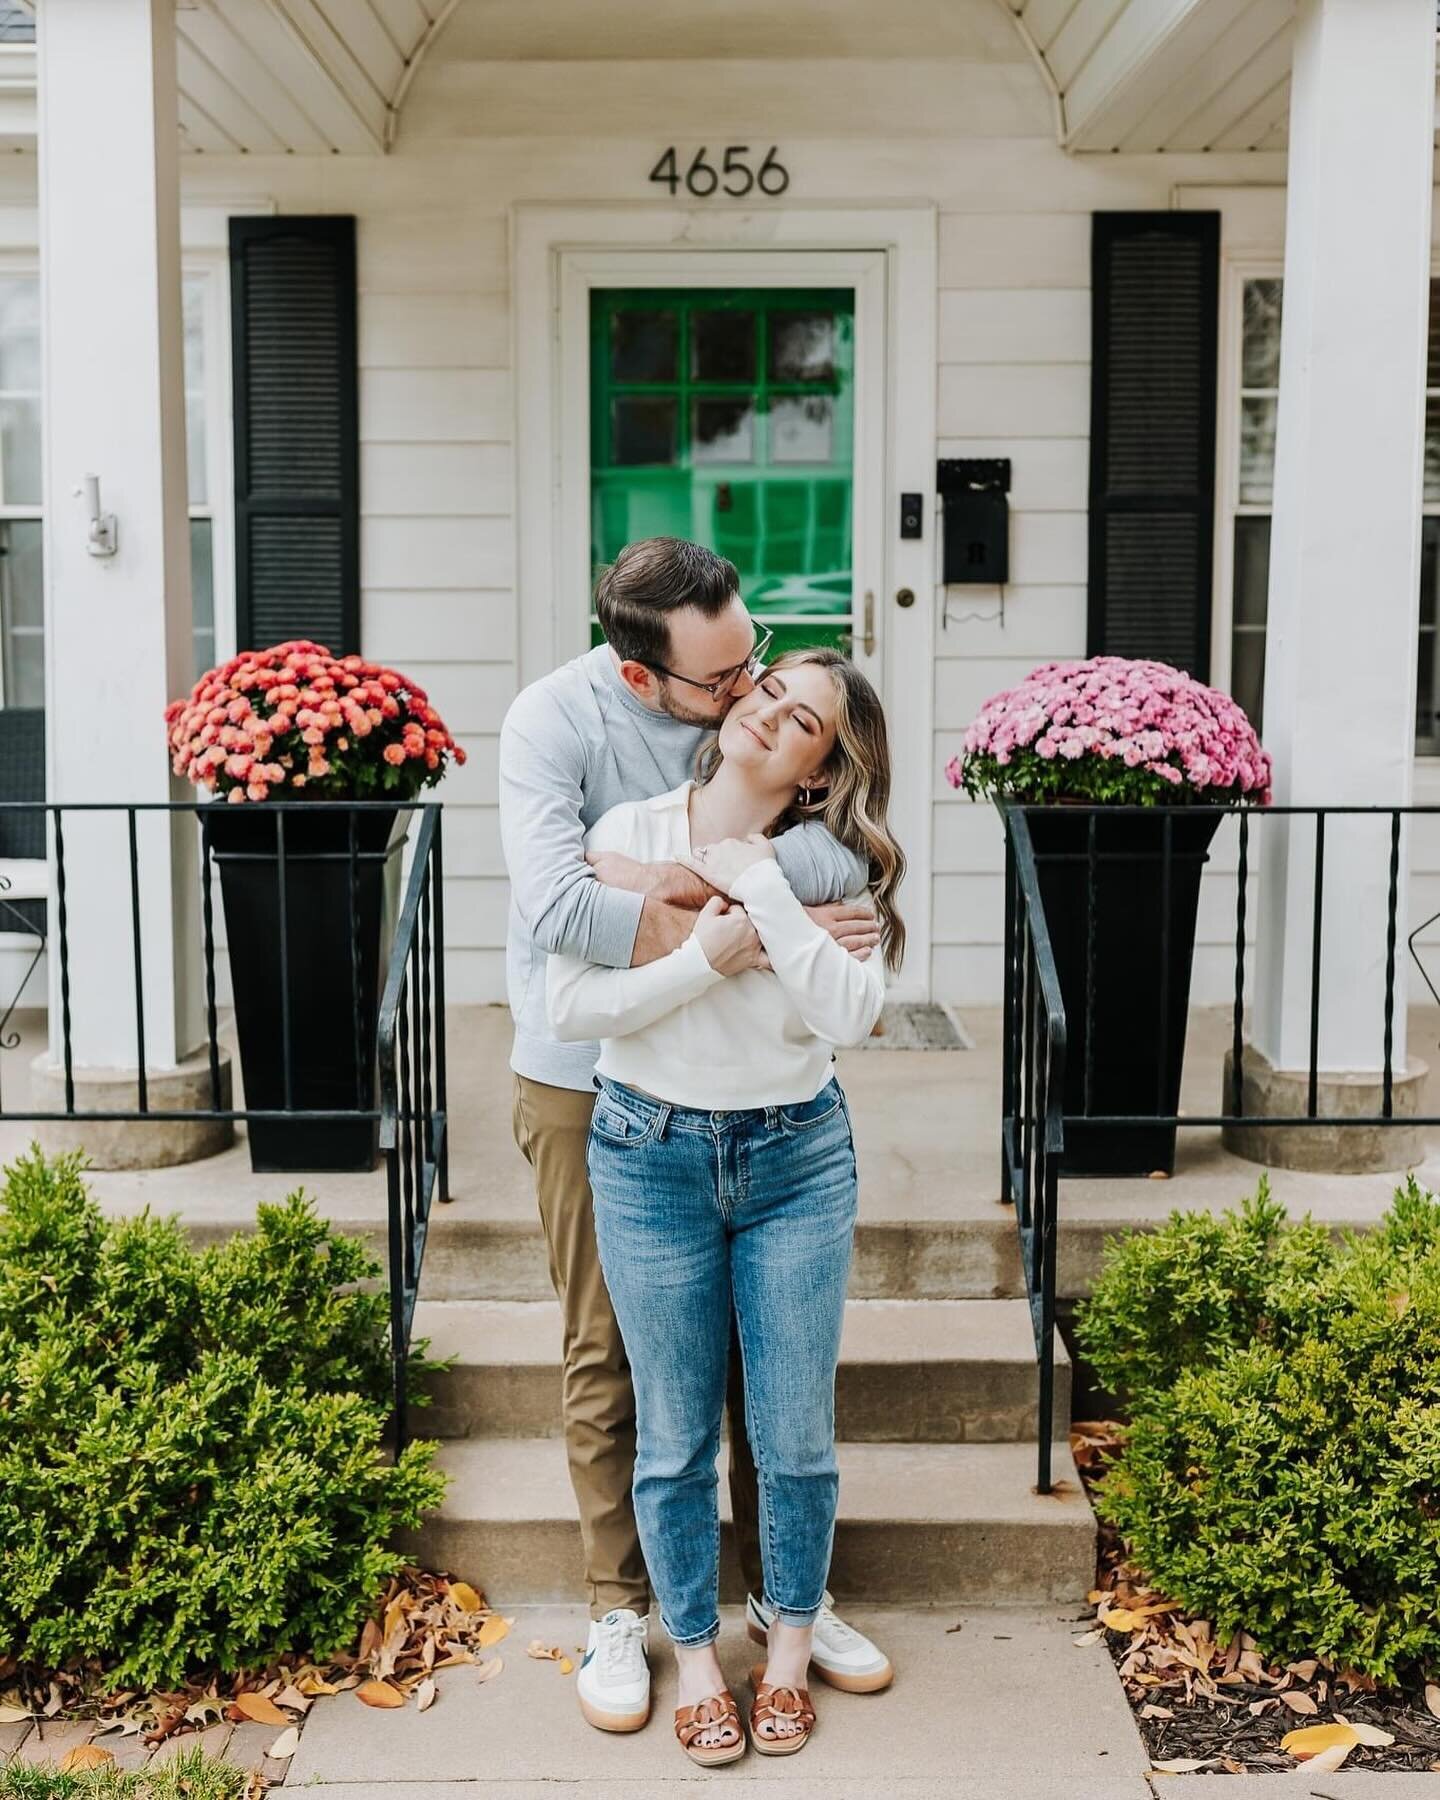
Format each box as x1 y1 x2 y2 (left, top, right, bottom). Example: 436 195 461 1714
649 146 790 198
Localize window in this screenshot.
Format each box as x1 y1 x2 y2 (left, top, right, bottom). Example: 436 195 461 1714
0 5 33 44
1224 272 1440 752
0 263 229 709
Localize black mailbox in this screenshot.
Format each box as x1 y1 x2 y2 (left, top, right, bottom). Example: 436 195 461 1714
937 458 1011 586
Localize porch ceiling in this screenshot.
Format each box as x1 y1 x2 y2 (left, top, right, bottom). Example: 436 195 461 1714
1002 0 1294 154
175 0 456 155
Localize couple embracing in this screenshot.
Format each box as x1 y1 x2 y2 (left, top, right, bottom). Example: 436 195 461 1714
499 536 904 1764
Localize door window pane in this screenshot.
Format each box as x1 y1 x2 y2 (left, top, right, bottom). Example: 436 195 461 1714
1231 516 1270 736
692 310 754 382
692 398 754 464
611 397 677 466
770 395 834 464
610 310 678 382
0 520 43 709
591 288 855 658
769 312 834 383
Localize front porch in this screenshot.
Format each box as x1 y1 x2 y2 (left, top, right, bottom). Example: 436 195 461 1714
26 1000 1429 1300
4 999 1433 1793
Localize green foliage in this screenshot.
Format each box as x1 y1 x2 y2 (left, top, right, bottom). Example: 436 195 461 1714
0 1749 248 1800
0 1149 445 1690
1076 1176 1440 1681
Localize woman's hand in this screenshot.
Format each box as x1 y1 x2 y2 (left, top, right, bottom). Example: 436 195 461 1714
681 833 776 898
692 895 769 976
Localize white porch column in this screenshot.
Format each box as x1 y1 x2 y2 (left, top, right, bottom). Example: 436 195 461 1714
1252 0 1437 1079
36 0 203 1074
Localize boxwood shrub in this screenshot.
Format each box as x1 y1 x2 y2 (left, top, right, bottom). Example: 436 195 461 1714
0 1148 445 1690
1076 1176 1440 1682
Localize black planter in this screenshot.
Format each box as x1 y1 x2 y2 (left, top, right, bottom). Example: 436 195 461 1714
206 805 408 1173
1021 806 1224 1178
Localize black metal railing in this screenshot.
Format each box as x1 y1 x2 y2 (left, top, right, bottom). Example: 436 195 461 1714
1000 807 1066 1495
0 798 447 1447
379 803 448 1450
1002 802 1440 1490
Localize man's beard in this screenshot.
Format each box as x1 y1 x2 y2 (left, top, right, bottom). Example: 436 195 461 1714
655 678 727 729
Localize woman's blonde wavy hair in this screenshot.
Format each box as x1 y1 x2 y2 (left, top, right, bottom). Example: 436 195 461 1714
697 647 906 970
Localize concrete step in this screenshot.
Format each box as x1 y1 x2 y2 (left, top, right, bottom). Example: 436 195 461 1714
413 1298 1070 1444
405 1436 1096 1608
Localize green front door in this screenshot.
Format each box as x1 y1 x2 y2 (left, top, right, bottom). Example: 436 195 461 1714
590 288 856 658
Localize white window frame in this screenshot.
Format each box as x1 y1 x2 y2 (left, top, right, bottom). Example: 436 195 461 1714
1211 251 1284 704
1213 251 1440 758
0 251 40 706
0 247 235 699
183 247 237 671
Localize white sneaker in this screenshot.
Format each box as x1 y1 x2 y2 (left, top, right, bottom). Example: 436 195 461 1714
577 1607 651 1732
746 1590 894 1694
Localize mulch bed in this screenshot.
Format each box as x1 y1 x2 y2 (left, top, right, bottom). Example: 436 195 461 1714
1070 1421 1440 1777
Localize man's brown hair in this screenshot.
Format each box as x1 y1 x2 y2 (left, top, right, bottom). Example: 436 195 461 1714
593 537 741 669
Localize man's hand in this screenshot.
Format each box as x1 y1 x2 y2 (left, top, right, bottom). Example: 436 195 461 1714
807 900 881 962
588 851 715 910
692 896 768 977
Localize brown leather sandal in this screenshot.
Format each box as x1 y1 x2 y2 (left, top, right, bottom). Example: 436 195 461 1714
674 1690 745 1767
747 1662 817 1757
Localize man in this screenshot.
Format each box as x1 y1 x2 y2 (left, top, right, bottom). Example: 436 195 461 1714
499 537 894 1733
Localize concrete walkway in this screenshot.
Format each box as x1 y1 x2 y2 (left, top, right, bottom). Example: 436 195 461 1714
286 1603 1152 1795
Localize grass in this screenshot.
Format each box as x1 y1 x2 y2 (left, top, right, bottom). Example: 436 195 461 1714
0 1749 253 1800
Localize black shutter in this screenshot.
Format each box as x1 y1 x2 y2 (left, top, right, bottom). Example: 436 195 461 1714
1088 212 1220 678
230 216 358 653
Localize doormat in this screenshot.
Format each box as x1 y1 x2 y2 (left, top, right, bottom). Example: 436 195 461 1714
859 1002 972 1050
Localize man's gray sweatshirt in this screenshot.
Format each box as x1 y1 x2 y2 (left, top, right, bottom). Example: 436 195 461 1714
499 645 869 1091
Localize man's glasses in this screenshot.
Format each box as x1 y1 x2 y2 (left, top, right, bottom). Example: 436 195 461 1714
644 620 775 701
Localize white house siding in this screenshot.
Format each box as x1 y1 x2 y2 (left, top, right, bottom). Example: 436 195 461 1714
17 0 1435 1019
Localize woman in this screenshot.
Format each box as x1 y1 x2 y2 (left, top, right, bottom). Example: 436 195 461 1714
547 648 904 1766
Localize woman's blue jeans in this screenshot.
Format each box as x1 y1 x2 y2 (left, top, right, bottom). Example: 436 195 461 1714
587 1075 858 1650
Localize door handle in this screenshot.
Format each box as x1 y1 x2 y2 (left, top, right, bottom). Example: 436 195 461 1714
862 589 875 657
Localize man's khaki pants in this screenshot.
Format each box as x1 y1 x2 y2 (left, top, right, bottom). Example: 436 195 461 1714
513 1074 765 1619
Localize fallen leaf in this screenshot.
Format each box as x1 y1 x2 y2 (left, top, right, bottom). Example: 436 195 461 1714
526 1640 565 1662
448 1582 484 1613
1299 1741 1353 1774
267 1728 300 1761
1100 1605 1170 1632
1277 1690 1318 1716
58 1746 115 1773
558 1657 574 1676
1427 1683 1440 1721
356 1681 406 1710
416 1678 436 1713
1344 1720 1394 1748
1281 1722 1358 1761
358 1619 383 1661
274 1684 312 1715
1249 1699 1277 1717
235 1692 290 1728
1072 1629 1104 1647
298 1675 339 1698
1139 1704 1173 1719
475 1659 504 1685
476 1616 510 1650
1151 1758 1216 1773
0 1704 29 1725
1285 1659 1319 1682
